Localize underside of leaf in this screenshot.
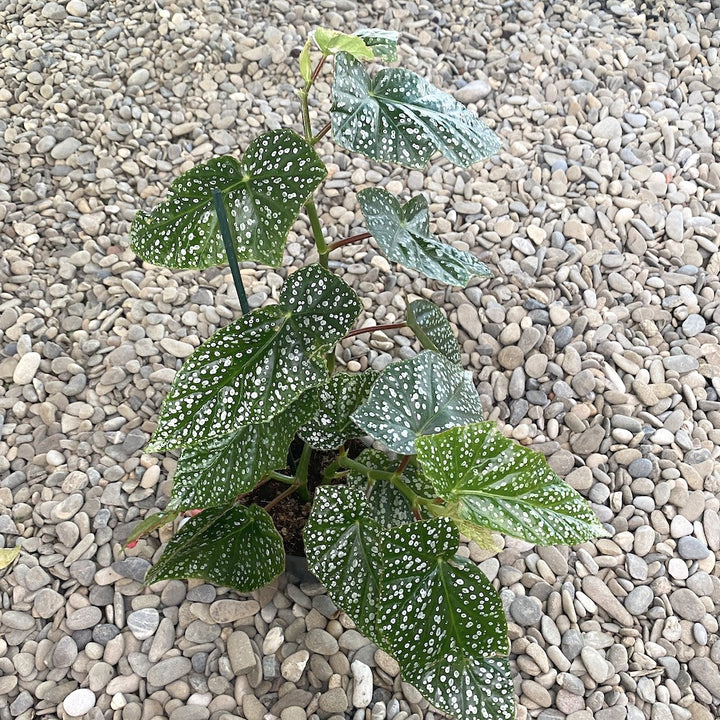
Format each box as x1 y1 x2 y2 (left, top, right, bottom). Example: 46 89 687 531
407 299 461 364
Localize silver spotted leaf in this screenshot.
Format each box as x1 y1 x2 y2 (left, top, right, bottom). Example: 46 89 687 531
354 29 398 61
298 371 377 450
314 28 373 60
406 299 461 364
411 656 514 720
352 350 484 454
148 264 362 451
346 449 434 526
145 504 284 592
415 422 606 546
331 53 501 169
304 486 385 641
169 391 319 511
130 129 326 269
378 517 513 720
358 189 492 287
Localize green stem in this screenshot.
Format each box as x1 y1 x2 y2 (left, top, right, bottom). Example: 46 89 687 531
295 442 312 502
300 89 313 141
212 189 250 315
305 199 329 268
268 471 296 485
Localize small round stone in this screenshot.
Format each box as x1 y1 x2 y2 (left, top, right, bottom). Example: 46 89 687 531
63 689 96 717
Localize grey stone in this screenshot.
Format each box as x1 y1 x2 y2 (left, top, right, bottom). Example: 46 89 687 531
34 588 65 618
281 650 309 682
146 656 192 687
669 589 706 621
510 596 542 626
628 458 653 478
67 606 102 631
455 78 492 102
561 629 584 659
592 116 622 139
209 599 260 624
624 586 654 615
319 688 349 713
227 631 256 675
111 557 151 582
682 314 705 337
677 536 710 560
688 657 720 700
305 628 339 655
127 608 160 640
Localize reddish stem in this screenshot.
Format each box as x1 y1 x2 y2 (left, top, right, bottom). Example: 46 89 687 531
344 322 407 340
395 455 410 475
311 55 326 83
329 231 371 252
313 121 332 144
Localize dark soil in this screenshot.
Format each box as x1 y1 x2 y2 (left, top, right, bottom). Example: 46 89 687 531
243 440 364 556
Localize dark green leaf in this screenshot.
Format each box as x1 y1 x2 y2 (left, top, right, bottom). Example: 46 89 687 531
145 504 284 592
378 517 513 720
298 371 377 450
352 350 483 454
346 449 432 527
169 392 319 510
130 129 326 269
148 264 362 451
407 299 461 364
304 486 384 640
331 53 501 168
359 189 492 286
415 422 607 545
314 28 374 60
411 656 515 720
126 510 180 546
354 29 398 61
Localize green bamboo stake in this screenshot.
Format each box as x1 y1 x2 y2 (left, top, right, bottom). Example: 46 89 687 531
212 189 250 315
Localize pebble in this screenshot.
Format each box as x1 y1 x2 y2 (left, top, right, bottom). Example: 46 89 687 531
127 608 160 640
351 660 374 708
146 657 192 687
63 689 96 717
669 589 706 622
510 596 542 626
227 631 256 675
624 586 654 615
13 352 41 384
34 588 65 618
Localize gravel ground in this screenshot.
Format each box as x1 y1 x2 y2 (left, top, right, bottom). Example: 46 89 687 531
1 1 719 719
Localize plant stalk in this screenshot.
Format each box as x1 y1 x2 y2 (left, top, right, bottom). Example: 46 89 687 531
264 483 300 513
329 232 371 252
344 322 407 340
305 200 329 268
212 189 250 315
311 55 326 83
268 471 296 485
312 121 332 145
295 442 313 502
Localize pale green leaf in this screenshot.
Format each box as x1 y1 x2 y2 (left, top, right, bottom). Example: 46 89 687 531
298 371 377 450
0 545 21 570
359 189 492 286
331 53 501 168
169 392 319 510
130 129 326 269
406 299 461 363
354 29 398 61
416 422 607 545
304 486 384 641
145 504 284 592
314 28 374 60
352 350 483 454
300 40 313 84
148 264 362 451
378 517 513 720
126 510 180 546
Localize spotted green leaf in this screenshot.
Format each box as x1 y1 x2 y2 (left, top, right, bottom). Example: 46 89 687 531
407 299 461 364
346 449 434 526
145 504 284 592
352 350 483 454
331 53 501 169
304 486 385 641
148 264 362 451
358 189 492 287
314 28 374 61
125 510 180 547
130 129 326 270
416 422 607 546
298 371 377 450
169 392 319 511
378 517 513 720
354 29 398 62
